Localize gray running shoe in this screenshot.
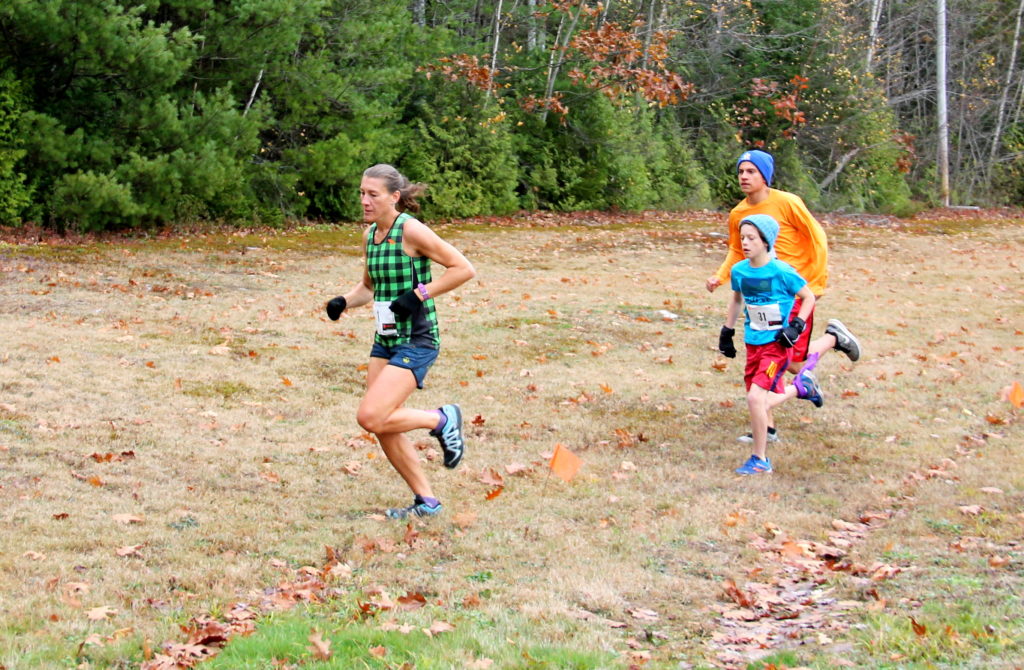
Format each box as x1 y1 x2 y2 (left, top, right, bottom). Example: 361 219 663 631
737 430 781 444
430 403 465 469
385 498 443 520
826 319 861 362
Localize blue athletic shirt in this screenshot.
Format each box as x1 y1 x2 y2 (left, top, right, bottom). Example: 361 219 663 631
730 258 807 345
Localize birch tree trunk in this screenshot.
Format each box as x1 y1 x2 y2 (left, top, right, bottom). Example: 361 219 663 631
989 0 1024 169
541 2 584 123
489 0 504 98
866 0 884 72
527 0 537 51
243 68 264 116
641 0 656 70
936 0 950 205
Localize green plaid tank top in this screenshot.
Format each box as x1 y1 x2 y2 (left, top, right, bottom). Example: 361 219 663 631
367 212 439 347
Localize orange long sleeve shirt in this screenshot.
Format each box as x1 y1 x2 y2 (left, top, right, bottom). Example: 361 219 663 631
715 189 829 296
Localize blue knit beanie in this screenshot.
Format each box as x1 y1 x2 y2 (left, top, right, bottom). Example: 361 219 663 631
740 214 780 252
736 150 774 186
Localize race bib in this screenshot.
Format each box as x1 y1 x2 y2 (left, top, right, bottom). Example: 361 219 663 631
373 300 398 337
747 302 784 331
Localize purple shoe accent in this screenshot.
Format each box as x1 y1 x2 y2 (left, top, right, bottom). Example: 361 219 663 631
799 352 821 375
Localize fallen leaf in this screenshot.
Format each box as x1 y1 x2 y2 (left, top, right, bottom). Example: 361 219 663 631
423 620 455 637
478 468 504 487
1005 380 1023 408
910 616 927 636
628 607 659 621
116 544 144 557
397 592 427 611
485 486 503 500
958 505 983 516
723 511 746 527
721 579 755 608
308 630 332 660
369 645 387 658
988 555 1010 568
87 606 117 621
112 514 144 525
504 462 531 475
22 551 46 561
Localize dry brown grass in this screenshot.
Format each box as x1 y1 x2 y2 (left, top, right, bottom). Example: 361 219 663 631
0 215 1022 668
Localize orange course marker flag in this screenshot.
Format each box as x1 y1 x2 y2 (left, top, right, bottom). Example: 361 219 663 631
1010 381 1024 409
549 443 582 482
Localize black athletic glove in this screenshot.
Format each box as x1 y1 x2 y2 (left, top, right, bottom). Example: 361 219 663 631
775 316 806 348
326 296 347 321
718 326 737 358
388 290 423 319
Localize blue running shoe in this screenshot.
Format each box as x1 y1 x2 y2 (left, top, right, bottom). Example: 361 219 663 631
794 369 824 408
430 403 465 469
385 497 443 520
735 454 773 475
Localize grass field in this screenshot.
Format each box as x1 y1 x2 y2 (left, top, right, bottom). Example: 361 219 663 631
1 212 1022 669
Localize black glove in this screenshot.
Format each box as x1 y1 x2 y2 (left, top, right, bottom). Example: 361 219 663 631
775 316 806 348
388 290 423 319
718 326 737 358
326 296 347 321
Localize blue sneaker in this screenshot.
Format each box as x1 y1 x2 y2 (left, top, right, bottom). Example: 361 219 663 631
794 369 824 408
735 454 773 475
385 497 443 520
430 404 465 469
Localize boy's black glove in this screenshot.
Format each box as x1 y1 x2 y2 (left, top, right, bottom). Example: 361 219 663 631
388 290 422 319
718 326 737 358
326 296 347 321
775 316 806 348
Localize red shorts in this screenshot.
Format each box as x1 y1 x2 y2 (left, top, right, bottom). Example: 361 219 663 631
745 341 792 392
788 297 815 363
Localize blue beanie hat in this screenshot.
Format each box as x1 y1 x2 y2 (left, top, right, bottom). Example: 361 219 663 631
740 214 780 252
737 150 774 186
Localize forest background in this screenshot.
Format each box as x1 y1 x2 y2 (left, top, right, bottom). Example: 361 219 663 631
1 0 1024 230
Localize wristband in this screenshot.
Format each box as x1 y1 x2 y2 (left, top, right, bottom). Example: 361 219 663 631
417 282 430 300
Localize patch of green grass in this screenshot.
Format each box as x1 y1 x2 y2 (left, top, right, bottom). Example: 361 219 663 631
855 602 1023 667
0 621 143 669
204 607 623 669
747 651 802 669
0 418 31 441
924 518 964 535
181 380 255 401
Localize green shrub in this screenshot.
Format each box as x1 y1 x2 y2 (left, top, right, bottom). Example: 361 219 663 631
991 124 1024 206
402 79 519 219
0 72 31 225
49 170 141 232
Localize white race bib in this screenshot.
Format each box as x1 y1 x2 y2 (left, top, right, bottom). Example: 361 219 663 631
747 302 784 331
373 300 398 337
